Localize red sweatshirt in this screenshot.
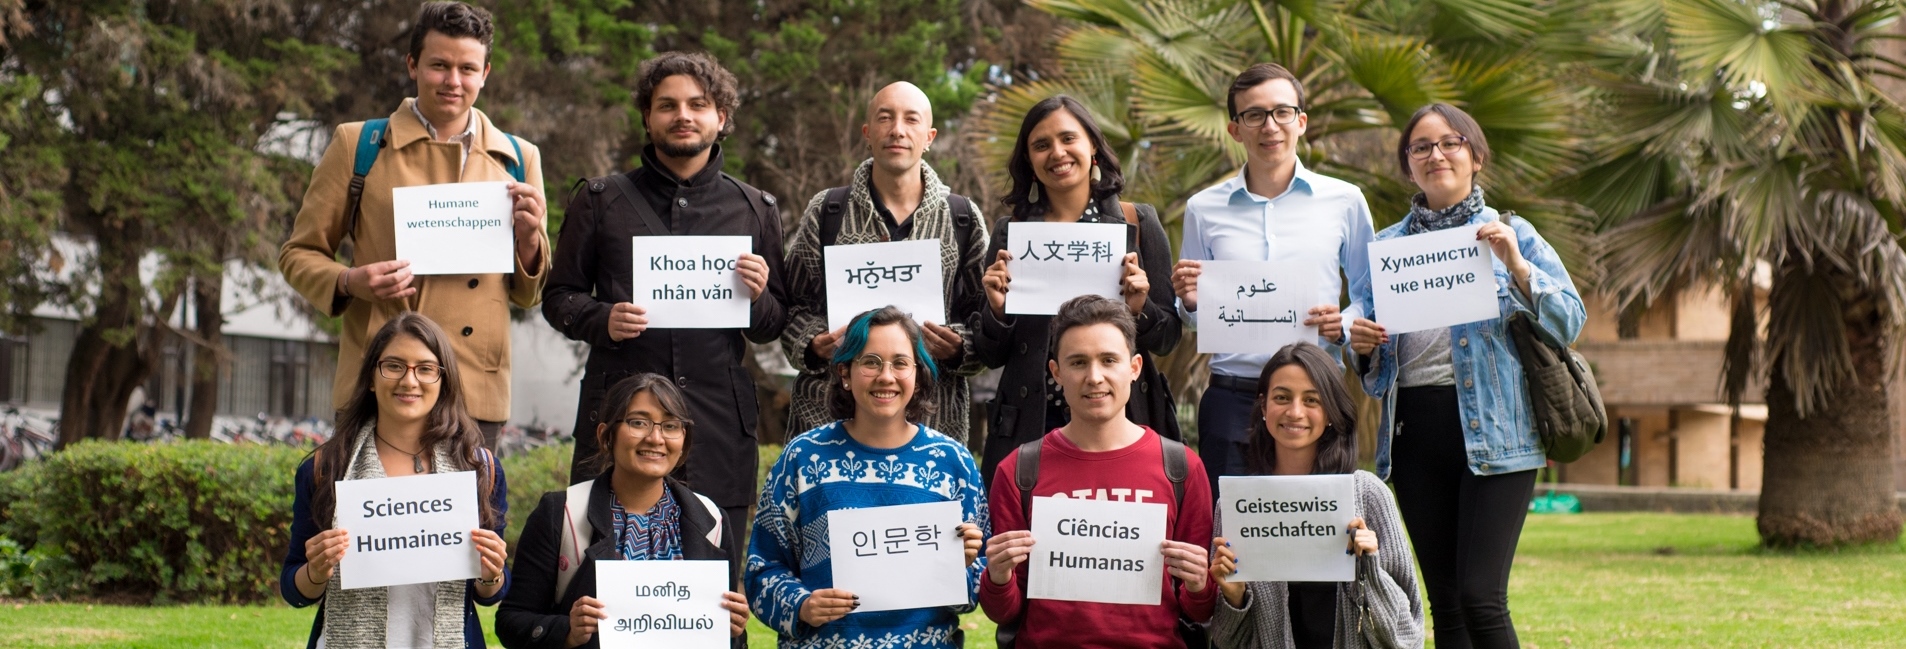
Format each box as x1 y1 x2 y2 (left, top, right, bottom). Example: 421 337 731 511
980 428 1217 648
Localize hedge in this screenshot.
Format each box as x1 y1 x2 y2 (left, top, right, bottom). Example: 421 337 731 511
0 440 579 604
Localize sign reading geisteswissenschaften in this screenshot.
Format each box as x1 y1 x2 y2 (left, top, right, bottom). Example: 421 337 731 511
1004 222 1126 316
628 236 753 329
392 181 515 275
1367 224 1498 334
1026 496 1167 605
1195 260 1319 354
822 239 947 330
1218 474 1355 583
594 560 730 649
334 471 481 590
826 501 968 612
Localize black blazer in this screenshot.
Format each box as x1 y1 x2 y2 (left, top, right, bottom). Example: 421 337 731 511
495 473 742 649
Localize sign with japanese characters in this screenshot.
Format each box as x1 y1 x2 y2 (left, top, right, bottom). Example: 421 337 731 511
595 559 730 649
1367 224 1497 334
334 471 481 590
629 236 753 329
1027 496 1167 605
1196 261 1319 354
393 181 515 275
1219 475 1356 583
826 501 968 612
823 239 947 330
1003 222 1126 316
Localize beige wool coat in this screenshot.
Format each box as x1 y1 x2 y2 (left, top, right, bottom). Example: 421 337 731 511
279 99 549 422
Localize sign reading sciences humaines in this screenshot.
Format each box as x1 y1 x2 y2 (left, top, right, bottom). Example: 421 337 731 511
1027 496 1167 605
1367 224 1498 334
393 181 515 275
595 560 730 649
1218 474 1355 583
628 236 753 329
333 471 481 590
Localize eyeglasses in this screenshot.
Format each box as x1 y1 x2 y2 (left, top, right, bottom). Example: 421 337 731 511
377 360 442 384
621 418 687 439
853 354 916 377
1407 135 1469 160
1234 105 1302 128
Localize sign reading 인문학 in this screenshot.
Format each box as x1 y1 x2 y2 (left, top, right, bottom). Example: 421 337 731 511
393 181 515 275
826 501 968 612
1026 496 1167 605
1219 474 1355 583
1195 261 1319 354
1004 222 1126 316
1367 224 1498 334
594 560 730 649
629 236 754 329
334 471 481 590
823 239 947 330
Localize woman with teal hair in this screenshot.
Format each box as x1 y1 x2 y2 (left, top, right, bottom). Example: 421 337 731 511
745 306 990 648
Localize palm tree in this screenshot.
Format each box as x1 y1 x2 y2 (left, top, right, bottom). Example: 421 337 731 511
1571 0 1906 546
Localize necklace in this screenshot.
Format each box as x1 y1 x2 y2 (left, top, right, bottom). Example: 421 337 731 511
376 433 426 473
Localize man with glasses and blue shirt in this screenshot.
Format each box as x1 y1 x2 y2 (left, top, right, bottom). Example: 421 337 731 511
1169 63 1377 497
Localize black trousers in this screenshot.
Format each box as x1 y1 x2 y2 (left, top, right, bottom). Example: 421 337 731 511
1389 386 1537 649
1195 376 1257 499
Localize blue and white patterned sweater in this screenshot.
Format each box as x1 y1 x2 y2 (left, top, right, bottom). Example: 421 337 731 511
746 422 990 648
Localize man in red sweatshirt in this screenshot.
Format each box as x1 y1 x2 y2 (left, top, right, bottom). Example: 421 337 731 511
981 295 1216 648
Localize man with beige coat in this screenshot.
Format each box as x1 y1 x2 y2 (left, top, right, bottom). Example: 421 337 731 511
280 1 549 448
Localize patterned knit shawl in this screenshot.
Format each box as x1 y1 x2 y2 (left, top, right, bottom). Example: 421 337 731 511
320 422 469 649
1405 185 1485 235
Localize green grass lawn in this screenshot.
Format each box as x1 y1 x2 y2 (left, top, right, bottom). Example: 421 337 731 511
0 513 1900 648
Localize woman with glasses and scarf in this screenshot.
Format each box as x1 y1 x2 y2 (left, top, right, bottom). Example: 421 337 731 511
1346 104 1585 649
281 312 510 649
496 373 750 649
746 306 988 649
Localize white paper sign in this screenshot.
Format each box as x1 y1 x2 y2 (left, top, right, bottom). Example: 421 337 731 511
1197 261 1319 354
1219 475 1355 583
823 239 947 330
392 181 515 275
334 471 481 590
1367 224 1497 334
826 501 968 612
595 560 730 649
629 236 753 329
1004 222 1126 316
1027 496 1166 605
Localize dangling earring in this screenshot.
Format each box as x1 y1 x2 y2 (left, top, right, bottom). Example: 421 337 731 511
1028 183 1040 204
1091 161 1102 183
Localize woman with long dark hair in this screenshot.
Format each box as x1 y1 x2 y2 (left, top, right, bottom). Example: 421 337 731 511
1208 343 1422 648
497 373 750 649
280 312 510 648
1347 103 1585 648
974 95 1183 486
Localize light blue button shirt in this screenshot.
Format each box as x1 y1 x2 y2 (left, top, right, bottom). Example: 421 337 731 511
1180 160 1377 378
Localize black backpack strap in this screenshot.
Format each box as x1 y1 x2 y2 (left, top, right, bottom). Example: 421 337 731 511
1160 436 1188 509
820 186 851 246
1014 437 1043 519
606 172 670 236
948 193 976 250
724 173 777 240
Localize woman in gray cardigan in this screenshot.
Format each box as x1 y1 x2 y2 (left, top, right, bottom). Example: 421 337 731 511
1209 343 1424 649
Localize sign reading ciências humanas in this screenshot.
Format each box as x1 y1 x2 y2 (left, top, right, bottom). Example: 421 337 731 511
1004 222 1126 316
334 471 481 590
823 239 947 331
1219 475 1355 583
393 181 515 275
1196 261 1319 354
1367 224 1498 334
629 236 753 329
595 560 730 649
1027 496 1167 605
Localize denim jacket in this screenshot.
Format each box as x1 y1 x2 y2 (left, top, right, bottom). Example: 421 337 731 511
1358 206 1585 479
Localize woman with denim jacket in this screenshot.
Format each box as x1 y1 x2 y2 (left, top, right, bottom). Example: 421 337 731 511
1346 104 1584 649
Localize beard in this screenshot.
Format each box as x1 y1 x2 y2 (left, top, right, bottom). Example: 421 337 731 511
655 131 715 159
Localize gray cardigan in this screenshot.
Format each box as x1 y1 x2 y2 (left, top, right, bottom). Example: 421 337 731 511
1210 470 1425 649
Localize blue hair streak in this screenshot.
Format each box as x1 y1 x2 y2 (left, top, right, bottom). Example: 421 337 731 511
830 307 939 377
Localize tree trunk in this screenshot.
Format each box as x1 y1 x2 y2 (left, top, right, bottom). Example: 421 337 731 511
185 271 223 440
55 236 151 447
1757 273 1903 547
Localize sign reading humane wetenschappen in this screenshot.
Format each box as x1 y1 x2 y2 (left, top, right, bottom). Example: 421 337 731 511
826 501 968 612
333 471 481 590
392 181 515 275
594 560 730 649
1026 496 1167 605
1218 475 1355 583
1195 260 1319 354
628 236 753 329
1004 222 1126 316
822 239 947 330
1367 224 1498 334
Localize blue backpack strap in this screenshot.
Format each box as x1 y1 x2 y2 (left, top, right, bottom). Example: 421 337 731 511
342 118 390 251
502 133 525 183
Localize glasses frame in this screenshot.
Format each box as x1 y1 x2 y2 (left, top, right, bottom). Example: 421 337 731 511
376 359 443 384
852 354 917 378
1407 135 1470 161
1233 105 1303 128
621 417 687 440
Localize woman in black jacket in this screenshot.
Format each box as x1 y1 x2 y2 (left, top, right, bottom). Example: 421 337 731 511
497 373 749 649
973 94 1184 485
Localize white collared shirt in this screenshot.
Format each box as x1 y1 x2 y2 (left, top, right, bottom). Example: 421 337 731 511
1180 159 1376 377
410 99 478 172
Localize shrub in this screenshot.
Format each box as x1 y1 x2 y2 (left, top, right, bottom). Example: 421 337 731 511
499 441 574 560
3 441 305 603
